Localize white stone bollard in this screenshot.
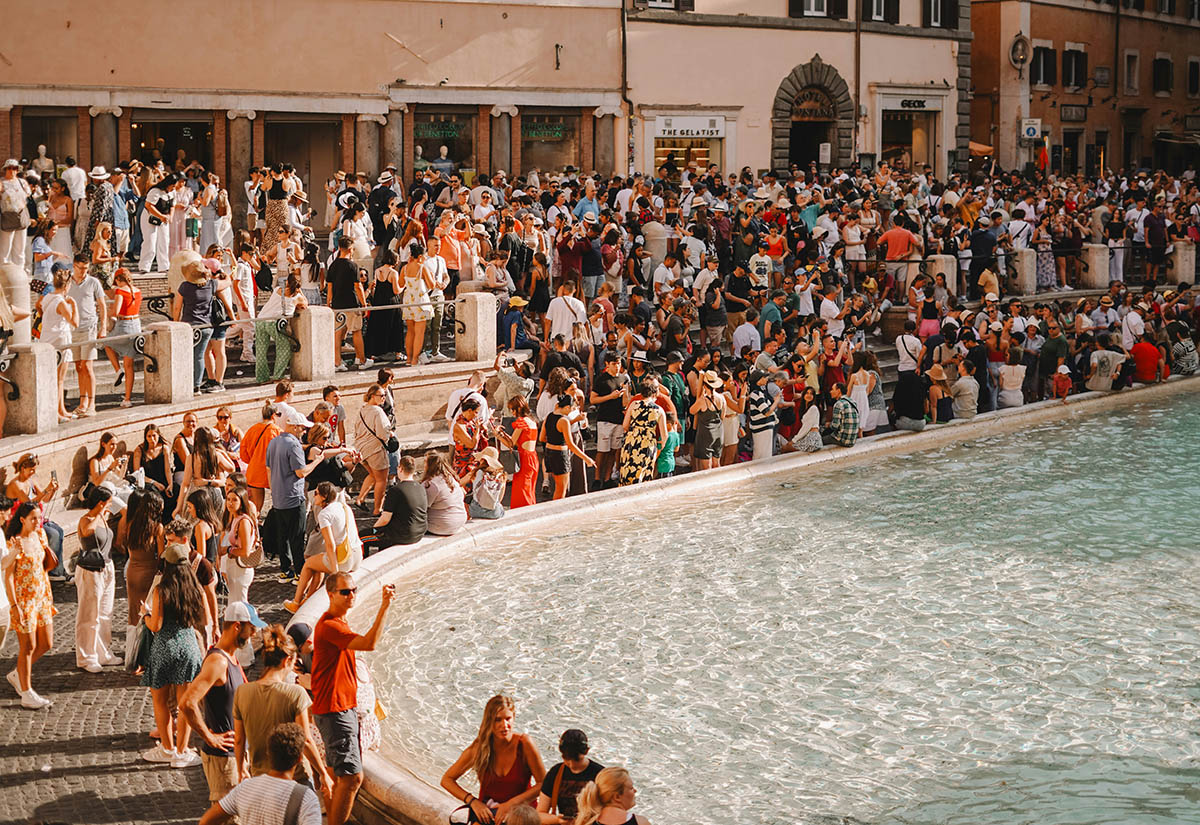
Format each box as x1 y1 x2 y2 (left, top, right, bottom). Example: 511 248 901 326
1081 244 1110 290
454 292 497 362
143 321 195 404
1011 248 1036 297
293 306 335 382
3 343 56 435
928 255 956 299
1170 241 1196 284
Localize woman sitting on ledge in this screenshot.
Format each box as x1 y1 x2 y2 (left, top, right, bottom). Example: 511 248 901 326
442 694 548 825
284 481 361 614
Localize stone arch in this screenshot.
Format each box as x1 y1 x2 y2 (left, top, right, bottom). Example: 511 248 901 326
771 54 856 172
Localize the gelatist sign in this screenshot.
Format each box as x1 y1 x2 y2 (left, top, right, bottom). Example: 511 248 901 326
791 87 836 122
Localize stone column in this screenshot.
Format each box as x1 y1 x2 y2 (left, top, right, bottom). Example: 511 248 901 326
510 111 523 177
1081 243 1110 290
1011 248 1036 297
1170 241 1196 283
143 321 195 404
292 306 335 382
227 110 255 230
454 292 497 362
356 114 385 181
490 106 516 178
0 263 31 345
928 255 957 300
401 107 414 184
88 106 122 169
383 106 405 175
593 108 619 177
3 343 56 436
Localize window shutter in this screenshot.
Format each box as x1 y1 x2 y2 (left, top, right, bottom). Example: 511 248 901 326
1079 52 1088 87
884 0 900 22
1047 50 1057 85
862 0 874 19
943 0 958 28
677 0 695 9
922 0 931 26
789 0 805 16
830 0 849 18
1190 61 1200 95
1062 52 1071 86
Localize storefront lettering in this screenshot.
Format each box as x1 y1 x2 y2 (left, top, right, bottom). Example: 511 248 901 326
522 122 570 140
899 99 927 109
791 88 836 122
654 116 726 138
1060 105 1087 123
415 120 465 139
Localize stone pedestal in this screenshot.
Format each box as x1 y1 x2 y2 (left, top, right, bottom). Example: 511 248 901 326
928 255 956 299
0 262 31 345
383 109 404 174
490 107 516 176
143 321 194 404
228 112 254 229
879 306 908 341
292 306 334 382
1011 248 1036 297
1081 244 1110 290
454 292 496 362
1170 241 1196 283
4 343 55 435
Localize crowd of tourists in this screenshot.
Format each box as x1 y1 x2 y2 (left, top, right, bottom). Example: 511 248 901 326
1 149 1199 825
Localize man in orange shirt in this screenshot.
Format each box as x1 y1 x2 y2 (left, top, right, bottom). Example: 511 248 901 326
312 574 395 825
239 402 282 511
876 216 922 296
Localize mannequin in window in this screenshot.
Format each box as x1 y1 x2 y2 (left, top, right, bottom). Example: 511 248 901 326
430 144 455 174
31 145 54 178
413 144 429 173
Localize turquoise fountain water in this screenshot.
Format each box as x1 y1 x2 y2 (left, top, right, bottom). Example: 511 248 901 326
372 395 1200 825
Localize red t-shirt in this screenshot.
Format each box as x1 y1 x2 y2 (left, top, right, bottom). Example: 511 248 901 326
878 227 916 261
312 612 358 715
1130 341 1166 383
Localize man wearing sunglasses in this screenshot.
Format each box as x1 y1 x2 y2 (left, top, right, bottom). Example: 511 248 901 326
313 575 395 825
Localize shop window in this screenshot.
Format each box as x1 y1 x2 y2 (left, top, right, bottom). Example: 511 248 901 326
1032 47 1057 87
1152 57 1173 93
1125 52 1140 93
520 114 580 176
20 115 77 171
413 111 478 184
1157 0 1176 12
1063 49 1088 89
1189 59 1200 96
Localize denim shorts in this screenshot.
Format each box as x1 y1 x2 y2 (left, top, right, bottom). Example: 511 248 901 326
315 708 362 776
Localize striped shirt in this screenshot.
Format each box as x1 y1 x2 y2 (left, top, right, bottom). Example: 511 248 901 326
218 775 321 825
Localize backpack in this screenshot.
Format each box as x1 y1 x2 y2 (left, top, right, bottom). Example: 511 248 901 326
0 183 29 231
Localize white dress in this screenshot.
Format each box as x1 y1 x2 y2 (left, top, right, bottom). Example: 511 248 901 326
849 377 870 432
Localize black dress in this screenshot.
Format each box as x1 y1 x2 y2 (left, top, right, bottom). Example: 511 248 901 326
365 273 403 358
530 271 551 314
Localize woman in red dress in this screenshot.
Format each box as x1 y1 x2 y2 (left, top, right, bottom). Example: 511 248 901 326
496 395 538 508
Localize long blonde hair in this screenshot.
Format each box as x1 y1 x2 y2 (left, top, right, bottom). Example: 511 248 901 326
471 694 515 781
575 767 631 825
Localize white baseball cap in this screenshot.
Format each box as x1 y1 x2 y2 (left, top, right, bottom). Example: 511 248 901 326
224 601 267 627
283 409 314 428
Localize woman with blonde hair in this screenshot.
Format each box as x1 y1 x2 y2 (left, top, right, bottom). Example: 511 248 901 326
441 694 547 825
575 767 651 825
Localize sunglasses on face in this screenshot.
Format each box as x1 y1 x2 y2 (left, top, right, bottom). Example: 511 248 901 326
336 587 357 596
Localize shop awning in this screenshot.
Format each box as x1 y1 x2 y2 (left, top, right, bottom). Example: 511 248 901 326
969 140 994 156
1153 134 1200 146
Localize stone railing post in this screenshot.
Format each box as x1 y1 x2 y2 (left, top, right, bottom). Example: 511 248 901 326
1081 243 1110 290
1170 240 1196 283
1011 248 1036 297
143 321 194 404
3 343 56 435
454 292 496 362
292 306 334 382
0 262 32 345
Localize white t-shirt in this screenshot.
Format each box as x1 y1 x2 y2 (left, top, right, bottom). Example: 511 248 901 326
545 294 587 340
732 322 761 358
445 387 490 423
422 255 450 295
895 333 922 371
1121 310 1144 350
747 253 772 288
219 775 321 825
317 497 362 570
234 260 256 319
40 293 73 346
794 282 816 316
651 264 676 302
820 297 845 338
1086 349 1124 392
62 165 87 201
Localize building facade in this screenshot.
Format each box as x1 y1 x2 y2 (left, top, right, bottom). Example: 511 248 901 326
0 0 625 220
625 0 972 177
971 0 1200 174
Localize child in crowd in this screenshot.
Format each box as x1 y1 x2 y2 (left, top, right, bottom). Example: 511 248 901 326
656 411 681 478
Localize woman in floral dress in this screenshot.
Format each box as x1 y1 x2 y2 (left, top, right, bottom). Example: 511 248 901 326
617 379 667 486
451 397 486 495
3 503 57 709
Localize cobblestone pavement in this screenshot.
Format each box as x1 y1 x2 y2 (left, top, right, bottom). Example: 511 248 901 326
0 559 296 825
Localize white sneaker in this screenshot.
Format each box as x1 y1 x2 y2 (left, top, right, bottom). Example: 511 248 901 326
335 362 348 372
6 670 19 695
101 655 123 666
170 749 201 769
20 691 51 710
361 358 375 369
142 744 176 764
418 352 431 365
83 663 103 674
433 353 452 362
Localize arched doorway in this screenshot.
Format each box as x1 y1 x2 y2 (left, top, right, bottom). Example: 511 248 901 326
771 55 855 173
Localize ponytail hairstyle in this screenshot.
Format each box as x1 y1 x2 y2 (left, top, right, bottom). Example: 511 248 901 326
470 694 516 781
260 623 298 671
575 767 632 825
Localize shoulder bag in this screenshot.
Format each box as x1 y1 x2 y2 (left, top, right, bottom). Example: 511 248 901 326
232 514 265 569
255 261 274 292
334 502 353 565
360 410 400 454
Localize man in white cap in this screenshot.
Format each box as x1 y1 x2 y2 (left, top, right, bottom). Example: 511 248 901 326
1121 299 1147 351
178 602 266 780
0 159 31 267
265 409 330 581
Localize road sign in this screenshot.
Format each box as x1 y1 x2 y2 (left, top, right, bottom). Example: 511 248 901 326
1021 118 1042 139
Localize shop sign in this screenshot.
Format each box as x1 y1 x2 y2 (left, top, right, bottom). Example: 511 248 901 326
415 120 465 139
1020 118 1042 139
1186 115 1200 133
522 122 570 140
899 99 928 109
791 88 837 122
1060 105 1087 123
654 116 725 138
